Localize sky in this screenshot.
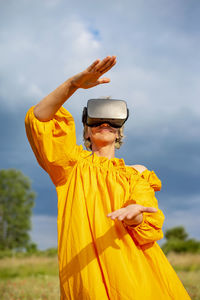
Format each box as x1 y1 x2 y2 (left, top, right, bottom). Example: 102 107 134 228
1 0 200 249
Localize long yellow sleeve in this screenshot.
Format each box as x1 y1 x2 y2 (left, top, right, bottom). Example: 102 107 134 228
25 106 81 186
126 175 165 246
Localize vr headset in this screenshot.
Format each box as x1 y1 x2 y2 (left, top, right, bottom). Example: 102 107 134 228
82 99 129 128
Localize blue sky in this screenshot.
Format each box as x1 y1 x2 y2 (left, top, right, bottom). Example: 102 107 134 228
1 0 200 249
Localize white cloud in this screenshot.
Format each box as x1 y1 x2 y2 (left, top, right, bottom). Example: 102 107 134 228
61 18 101 74
0 14 102 110
1 0 200 119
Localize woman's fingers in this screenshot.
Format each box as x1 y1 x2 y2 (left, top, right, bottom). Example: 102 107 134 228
118 211 131 221
107 205 158 221
117 209 140 221
98 58 117 74
94 56 112 71
141 207 158 213
107 208 136 221
87 56 109 72
107 208 125 219
87 59 101 72
91 56 116 73
78 56 116 89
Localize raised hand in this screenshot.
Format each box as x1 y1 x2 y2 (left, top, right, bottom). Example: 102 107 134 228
71 56 117 89
107 204 158 227
33 56 116 121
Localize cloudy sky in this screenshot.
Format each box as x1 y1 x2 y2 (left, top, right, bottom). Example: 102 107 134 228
1 0 200 249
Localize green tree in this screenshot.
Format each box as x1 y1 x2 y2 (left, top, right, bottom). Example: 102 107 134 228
165 226 188 241
162 226 200 254
0 169 36 250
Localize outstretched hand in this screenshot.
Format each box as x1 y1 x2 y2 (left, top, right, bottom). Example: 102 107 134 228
71 56 116 89
107 204 158 227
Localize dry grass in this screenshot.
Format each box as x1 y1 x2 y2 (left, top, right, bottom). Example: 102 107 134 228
0 256 59 300
0 276 60 300
0 253 199 299
0 256 58 280
177 270 200 300
0 256 58 268
167 252 200 267
167 252 200 272
166 253 200 299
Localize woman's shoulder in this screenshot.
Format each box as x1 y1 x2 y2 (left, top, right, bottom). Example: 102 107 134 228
127 164 147 173
126 164 162 191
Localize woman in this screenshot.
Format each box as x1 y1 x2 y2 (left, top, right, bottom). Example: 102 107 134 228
25 56 191 299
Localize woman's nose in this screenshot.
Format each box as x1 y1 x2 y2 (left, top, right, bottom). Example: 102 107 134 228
100 123 110 127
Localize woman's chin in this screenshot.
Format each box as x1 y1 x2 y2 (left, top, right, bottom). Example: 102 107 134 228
91 138 114 146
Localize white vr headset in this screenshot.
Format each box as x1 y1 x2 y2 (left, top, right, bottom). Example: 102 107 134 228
82 99 129 128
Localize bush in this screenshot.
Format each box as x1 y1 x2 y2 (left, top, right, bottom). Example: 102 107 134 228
0 249 13 259
165 226 188 241
44 247 58 257
26 242 38 254
0 247 58 259
162 226 200 254
162 239 200 254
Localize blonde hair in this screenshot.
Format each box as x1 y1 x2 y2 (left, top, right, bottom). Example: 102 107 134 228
83 125 125 151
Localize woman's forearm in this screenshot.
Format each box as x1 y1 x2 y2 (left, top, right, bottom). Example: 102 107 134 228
33 77 78 121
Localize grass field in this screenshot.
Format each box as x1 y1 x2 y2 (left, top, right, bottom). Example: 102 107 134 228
0 253 199 299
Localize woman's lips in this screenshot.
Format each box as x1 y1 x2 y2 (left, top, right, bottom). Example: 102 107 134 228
96 126 114 132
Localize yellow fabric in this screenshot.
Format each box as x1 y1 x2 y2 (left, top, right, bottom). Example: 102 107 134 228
25 106 191 300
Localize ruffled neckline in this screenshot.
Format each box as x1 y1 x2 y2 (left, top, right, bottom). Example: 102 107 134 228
79 150 161 190
80 150 138 174
91 152 125 169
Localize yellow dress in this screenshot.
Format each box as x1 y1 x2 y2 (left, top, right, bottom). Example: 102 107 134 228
25 106 191 300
